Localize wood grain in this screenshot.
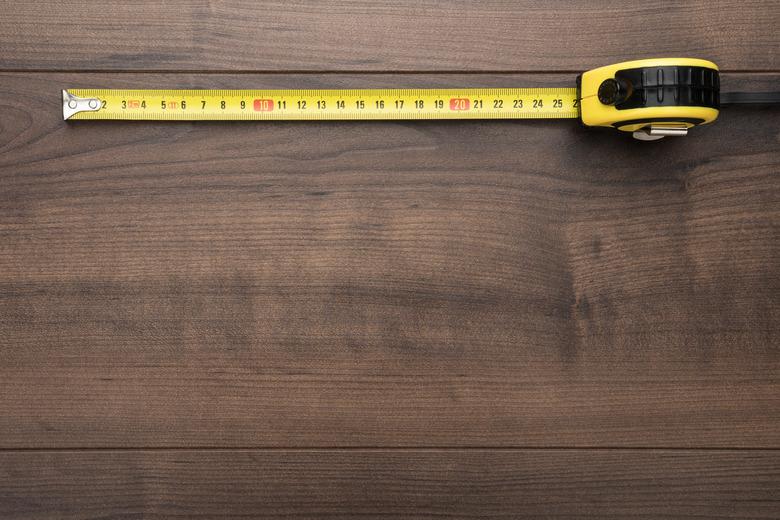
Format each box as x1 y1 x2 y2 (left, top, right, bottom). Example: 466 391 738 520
1 0 779 513
1 1 778 72
1 450 778 519
1 72 778 448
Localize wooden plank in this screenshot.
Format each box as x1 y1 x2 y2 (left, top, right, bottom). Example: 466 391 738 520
0 72 778 448
1 1 778 72
0 449 778 519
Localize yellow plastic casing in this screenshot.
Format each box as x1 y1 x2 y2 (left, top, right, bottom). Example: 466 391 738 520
579 58 719 132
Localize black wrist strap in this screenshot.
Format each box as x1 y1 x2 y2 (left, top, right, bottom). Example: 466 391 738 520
720 91 780 105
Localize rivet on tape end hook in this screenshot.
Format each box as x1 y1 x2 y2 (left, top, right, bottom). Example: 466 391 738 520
62 90 101 120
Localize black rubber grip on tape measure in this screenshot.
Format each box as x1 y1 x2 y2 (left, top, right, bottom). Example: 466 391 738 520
613 66 720 110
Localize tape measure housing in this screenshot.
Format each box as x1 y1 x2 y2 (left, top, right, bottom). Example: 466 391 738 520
578 58 720 132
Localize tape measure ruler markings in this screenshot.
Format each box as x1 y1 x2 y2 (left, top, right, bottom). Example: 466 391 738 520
63 88 579 120
63 58 780 140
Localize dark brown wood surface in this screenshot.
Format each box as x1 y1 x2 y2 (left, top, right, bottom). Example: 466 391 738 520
1 1 779 518
2 450 779 519
1 1 778 72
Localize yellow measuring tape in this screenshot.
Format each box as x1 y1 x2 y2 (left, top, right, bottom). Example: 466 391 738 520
64 88 579 121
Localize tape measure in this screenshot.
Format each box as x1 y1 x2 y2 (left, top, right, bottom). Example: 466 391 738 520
63 58 779 140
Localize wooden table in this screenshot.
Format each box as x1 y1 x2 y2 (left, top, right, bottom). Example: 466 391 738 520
1 2 778 517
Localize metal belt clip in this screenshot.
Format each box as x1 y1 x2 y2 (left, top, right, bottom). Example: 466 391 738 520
632 125 689 141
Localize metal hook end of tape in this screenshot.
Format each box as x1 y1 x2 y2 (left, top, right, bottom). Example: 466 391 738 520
62 90 102 120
